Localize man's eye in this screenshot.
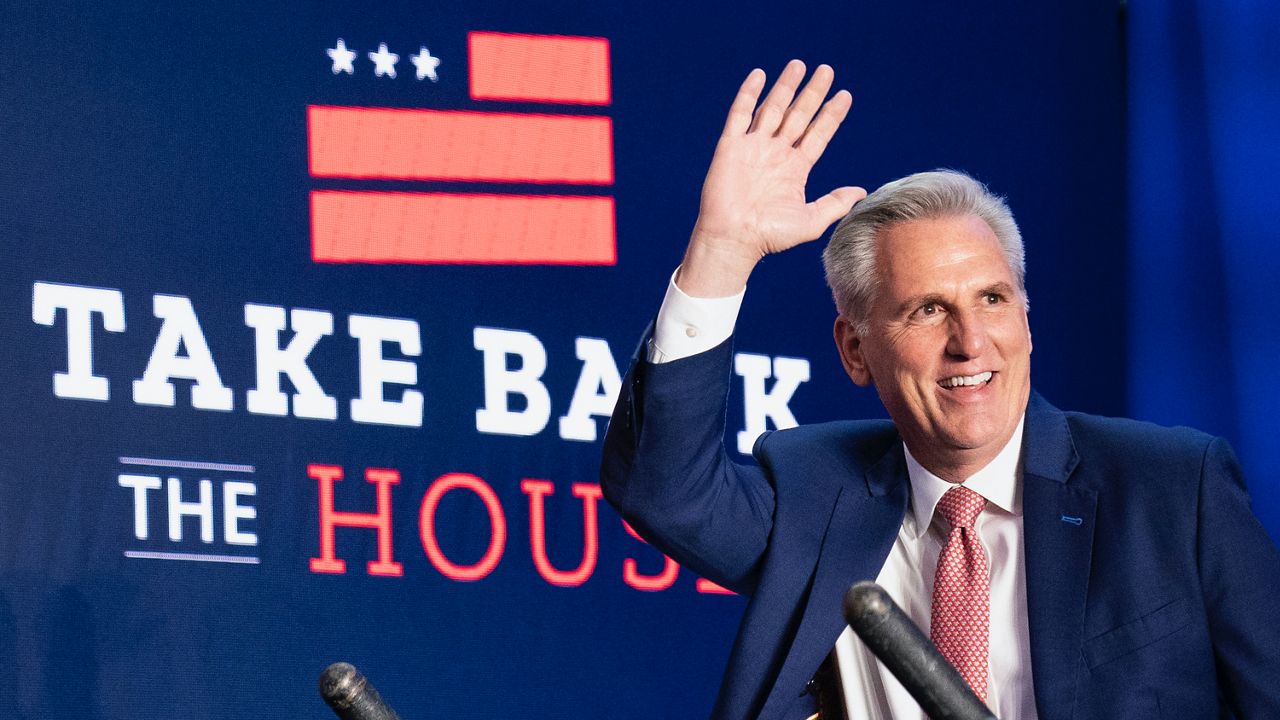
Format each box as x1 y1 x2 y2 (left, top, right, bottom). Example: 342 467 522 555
919 303 938 315
984 293 1003 304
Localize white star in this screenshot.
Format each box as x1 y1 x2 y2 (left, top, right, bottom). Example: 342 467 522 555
326 38 357 75
410 47 441 82
368 43 399 79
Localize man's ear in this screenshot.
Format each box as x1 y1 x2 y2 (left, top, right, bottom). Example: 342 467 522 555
1023 305 1033 354
834 316 874 387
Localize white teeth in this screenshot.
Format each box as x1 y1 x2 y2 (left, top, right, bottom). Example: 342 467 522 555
940 371 993 388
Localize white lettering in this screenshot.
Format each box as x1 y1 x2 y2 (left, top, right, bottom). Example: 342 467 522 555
222 481 258 546
557 337 622 442
474 327 551 436
167 477 215 543
132 295 234 410
32 282 125 401
118 473 162 539
348 314 423 427
244 304 336 420
735 353 810 454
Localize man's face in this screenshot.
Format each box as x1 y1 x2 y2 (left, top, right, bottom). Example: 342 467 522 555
834 214 1032 479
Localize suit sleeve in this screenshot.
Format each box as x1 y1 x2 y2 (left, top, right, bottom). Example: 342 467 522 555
600 332 775 595
1196 437 1280 718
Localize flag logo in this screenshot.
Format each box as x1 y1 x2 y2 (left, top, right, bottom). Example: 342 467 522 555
308 32 616 265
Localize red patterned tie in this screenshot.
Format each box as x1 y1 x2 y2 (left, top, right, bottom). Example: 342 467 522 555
930 484 990 702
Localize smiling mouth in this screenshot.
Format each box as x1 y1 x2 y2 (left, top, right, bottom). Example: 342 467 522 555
939 371 993 389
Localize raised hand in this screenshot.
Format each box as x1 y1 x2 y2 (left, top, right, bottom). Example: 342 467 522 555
677 60 865 298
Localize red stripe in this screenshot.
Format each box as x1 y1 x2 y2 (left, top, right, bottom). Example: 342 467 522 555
310 191 616 265
307 105 613 185
468 32 611 105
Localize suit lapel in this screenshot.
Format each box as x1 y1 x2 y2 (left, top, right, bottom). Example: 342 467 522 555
1021 394 1095 720
752 394 1095 719
757 442 909 719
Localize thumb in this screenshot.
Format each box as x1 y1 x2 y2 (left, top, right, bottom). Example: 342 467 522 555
809 186 867 235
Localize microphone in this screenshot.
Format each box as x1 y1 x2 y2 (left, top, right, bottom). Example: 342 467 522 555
843 581 997 720
319 662 402 720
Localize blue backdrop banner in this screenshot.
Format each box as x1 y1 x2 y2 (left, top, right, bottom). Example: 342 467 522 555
1128 0 1280 543
4 1 1271 718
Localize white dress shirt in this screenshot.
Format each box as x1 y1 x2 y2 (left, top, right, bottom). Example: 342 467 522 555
647 272 1037 719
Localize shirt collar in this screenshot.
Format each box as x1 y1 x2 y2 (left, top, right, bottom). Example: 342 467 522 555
902 416 1026 539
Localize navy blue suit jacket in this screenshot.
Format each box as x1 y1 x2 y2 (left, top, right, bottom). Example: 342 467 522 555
601 336 1280 719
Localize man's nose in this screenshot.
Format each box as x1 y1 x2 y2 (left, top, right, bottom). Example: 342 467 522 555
945 310 990 359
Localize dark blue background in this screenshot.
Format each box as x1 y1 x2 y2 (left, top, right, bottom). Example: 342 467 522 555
5 1 1264 718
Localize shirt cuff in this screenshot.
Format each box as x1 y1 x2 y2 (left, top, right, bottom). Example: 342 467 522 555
648 268 744 363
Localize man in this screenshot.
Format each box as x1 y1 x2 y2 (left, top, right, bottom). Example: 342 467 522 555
600 61 1280 719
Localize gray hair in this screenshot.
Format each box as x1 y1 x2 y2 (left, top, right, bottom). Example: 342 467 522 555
822 169 1025 335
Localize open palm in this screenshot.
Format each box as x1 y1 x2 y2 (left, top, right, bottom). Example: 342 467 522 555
681 61 864 297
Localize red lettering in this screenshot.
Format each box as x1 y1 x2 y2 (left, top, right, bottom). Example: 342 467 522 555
308 464 403 576
621 521 679 591
522 480 602 587
696 577 735 595
419 473 507 581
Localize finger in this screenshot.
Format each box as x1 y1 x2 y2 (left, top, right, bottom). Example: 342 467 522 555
722 68 766 136
807 186 867 237
748 59 806 135
777 64 834 143
796 89 853 163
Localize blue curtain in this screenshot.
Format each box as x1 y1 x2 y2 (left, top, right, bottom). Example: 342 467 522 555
1128 0 1280 541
